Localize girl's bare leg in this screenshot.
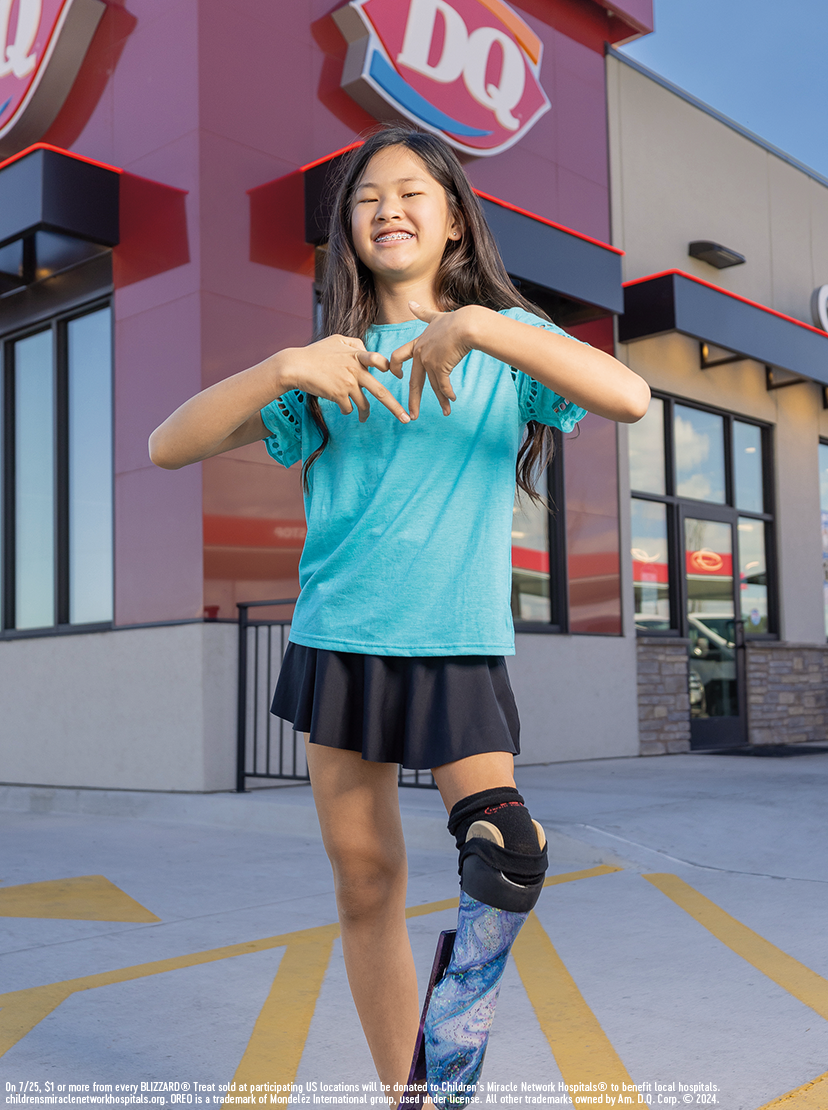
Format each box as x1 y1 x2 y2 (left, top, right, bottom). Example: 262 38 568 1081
305 739 419 1103
430 750 517 813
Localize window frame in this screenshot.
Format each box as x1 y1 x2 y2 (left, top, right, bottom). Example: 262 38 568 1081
512 427 569 634
1 296 114 639
631 391 778 641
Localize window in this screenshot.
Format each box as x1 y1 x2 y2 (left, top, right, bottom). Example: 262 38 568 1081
511 431 566 628
1 303 113 633
628 395 775 639
820 441 828 638
512 414 622 635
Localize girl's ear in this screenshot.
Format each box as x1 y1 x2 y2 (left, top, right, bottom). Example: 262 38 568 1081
448 218 463 241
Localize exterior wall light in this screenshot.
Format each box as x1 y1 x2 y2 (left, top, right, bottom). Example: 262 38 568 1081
812 285 828 331
700 342 744 368
688 241 746 269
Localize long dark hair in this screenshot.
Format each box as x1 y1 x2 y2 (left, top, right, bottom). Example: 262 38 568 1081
304 125 554 502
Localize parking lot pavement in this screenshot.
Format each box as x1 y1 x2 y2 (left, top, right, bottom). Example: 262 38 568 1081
1 749 827 1110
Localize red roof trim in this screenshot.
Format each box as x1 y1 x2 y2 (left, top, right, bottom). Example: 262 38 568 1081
298 142 363 174
625 269 828 338
292 148 624 258
0 141 123 176
473 189 624 255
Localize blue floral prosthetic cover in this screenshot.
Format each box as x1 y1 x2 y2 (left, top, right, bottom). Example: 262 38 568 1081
424 893 528 1108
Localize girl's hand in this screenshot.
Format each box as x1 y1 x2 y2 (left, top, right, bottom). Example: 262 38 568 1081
289 334 410 424
388 302 475 418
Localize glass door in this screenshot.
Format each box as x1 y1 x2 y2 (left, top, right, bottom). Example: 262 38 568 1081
683 513 746 749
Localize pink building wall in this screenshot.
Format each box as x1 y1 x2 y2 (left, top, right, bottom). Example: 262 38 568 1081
38 0 649 625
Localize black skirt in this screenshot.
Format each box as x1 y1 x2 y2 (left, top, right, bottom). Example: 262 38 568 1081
270 642 520 770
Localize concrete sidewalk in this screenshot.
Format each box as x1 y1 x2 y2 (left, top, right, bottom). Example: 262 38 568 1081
1 749 827 1110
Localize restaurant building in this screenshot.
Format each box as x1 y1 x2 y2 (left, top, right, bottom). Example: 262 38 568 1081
0 0 825 793
607 48 828 754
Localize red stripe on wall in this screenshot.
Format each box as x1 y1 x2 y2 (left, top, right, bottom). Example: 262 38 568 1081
474 189 624 255
203 515 306 548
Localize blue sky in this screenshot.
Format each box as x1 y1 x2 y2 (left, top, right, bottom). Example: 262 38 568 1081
618 0 828 180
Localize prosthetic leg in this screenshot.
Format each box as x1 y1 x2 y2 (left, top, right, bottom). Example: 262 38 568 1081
421 789 548 1110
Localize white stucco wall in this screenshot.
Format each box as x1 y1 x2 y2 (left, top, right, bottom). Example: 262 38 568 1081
0 623 237 792
606 54 828 314
510 631 639 763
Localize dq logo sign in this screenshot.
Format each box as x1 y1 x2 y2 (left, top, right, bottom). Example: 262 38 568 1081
332 0 550 156
0 0 104 157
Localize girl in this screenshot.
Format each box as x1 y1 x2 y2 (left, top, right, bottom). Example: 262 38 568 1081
150 126 649 1107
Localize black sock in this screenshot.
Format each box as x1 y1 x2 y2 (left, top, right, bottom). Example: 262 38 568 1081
448 787 544 883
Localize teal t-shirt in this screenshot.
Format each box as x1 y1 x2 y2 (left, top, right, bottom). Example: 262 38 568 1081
260 307 587 656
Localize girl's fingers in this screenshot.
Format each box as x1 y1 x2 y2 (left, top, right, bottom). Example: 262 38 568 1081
357 349 391 374
389 340 416 378
408 356 427 420
435 369 456 403
409 357 456 417
408 301 441 323
358 371 411 423
349 384 371 422
427 368 452 416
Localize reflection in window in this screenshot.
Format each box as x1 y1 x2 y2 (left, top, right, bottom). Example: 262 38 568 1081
511 492 550 622
820 442 828 637
738 518 767 633
69 309 114 624
15 330 55 630
629 397 665 494
733 421 763 512
631 499 669 630
566 414 621 634
674 405 725 503
685 517 737 718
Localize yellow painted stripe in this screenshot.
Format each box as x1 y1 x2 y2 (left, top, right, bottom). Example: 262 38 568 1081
0 924 340 1059
0 984 76 1058
756 1071 828 1110
1 865 619 1061
404 864 622 920
513 912 637 1095
223 927 338 1108
406 896 459 918
544 865 622 887
0 875 160 922
644 875 828 1021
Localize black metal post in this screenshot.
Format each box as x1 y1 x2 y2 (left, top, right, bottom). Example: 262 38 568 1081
236 602 249 792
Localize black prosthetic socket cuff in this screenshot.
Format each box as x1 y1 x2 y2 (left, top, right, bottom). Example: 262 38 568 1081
461 853 544 914
448 788 549 911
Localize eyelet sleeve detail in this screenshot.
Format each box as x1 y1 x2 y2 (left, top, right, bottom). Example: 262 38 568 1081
260 390 305 468
500 307 589 432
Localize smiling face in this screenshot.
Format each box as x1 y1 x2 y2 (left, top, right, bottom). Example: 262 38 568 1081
350 145 462 294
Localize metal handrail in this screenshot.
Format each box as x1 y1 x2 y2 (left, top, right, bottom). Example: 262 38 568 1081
236 598 436 791
236 599 299 792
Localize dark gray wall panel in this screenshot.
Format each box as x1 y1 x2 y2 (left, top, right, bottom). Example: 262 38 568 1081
0 150 119 248
479 198 624 315
621 272 828 386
